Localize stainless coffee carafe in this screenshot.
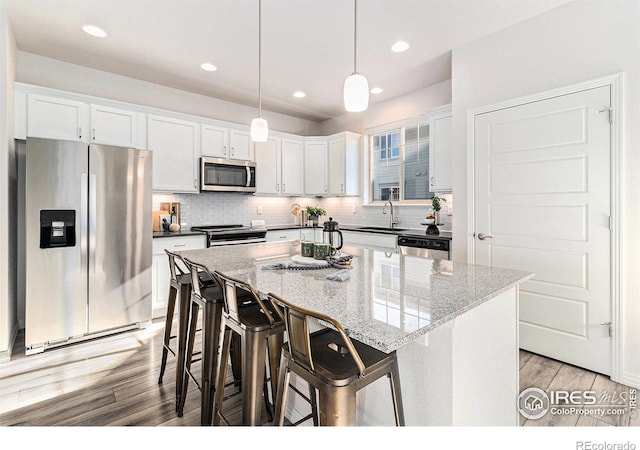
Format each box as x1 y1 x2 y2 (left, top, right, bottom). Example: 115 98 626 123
322 217 343 250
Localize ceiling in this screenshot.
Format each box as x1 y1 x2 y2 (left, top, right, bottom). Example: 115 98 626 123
0 0 571 122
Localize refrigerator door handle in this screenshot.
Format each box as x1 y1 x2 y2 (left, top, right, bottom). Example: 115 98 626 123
80 173 88 270
89 173 97 273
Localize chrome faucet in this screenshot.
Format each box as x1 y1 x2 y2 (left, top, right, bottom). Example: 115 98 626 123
382 201 399 229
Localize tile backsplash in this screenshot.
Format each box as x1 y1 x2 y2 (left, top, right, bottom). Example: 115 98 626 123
153 193 453 231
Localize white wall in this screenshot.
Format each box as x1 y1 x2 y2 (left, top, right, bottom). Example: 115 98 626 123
0 10 18 358
16 51 322 137
451 0 640 385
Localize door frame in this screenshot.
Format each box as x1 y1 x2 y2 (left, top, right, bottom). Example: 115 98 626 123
465 73 623 383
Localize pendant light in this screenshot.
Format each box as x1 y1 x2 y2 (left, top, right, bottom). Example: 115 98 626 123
343 0 369 112
251 0 268 142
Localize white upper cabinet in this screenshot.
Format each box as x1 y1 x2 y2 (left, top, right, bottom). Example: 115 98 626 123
304 139 328 195
254 135 303 196
90 104 143 148
27 93 87 142
328 132 360 196
254 136 281 195
147 114 200 193
428 104 453 192
201 123 229 158
229 128 253 161
281 138 304 195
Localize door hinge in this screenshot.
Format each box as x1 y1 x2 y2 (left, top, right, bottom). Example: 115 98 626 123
601 321 613 338
599 107 613 124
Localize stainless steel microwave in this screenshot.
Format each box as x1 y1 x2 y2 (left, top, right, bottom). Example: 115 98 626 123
200 157 256 193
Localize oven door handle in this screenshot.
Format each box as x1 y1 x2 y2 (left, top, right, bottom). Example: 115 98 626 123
208 237 266 247
246 166 252 188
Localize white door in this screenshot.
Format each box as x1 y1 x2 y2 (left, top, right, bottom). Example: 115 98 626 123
474 85 612 375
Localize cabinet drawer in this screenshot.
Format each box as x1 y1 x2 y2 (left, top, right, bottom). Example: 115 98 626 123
266 229 300 242
153 235 206 255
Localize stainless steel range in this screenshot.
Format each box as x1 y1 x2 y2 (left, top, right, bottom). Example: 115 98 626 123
191 224 267 247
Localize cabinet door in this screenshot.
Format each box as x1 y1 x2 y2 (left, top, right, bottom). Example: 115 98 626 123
281 138 304 195
90 104 138 148
266 229 301 242
27 93 87 142
328 138 346 195
201 123 229 158
429 110 453 192
229 128 253 160
304 140 328 195
254 136 281 194
148 115 200 193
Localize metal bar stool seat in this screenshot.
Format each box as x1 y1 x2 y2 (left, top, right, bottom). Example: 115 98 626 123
158 249 215 412
213 271 285 426
179 258 251 424
269 292 405 427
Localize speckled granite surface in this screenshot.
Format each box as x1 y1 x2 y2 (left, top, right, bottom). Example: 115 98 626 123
178 241 532 353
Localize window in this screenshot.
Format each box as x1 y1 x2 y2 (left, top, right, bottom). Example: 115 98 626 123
369 120 433 203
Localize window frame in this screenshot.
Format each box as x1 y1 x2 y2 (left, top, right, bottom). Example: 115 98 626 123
366 118 431 205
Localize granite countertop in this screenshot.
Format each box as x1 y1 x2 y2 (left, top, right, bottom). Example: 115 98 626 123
266 223 452 240
177 241 532 353
153 230 206 238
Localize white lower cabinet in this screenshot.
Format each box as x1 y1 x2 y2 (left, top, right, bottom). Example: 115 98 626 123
152 235 206 318
341 231 397 250
266 229 301 242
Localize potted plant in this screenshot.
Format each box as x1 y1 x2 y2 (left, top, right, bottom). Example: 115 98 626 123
431 195 445 225
306 205 326 226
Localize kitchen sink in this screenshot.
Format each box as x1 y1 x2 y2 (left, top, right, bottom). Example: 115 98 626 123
357 226 409 232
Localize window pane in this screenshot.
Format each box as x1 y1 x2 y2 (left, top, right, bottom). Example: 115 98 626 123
403 160 430 200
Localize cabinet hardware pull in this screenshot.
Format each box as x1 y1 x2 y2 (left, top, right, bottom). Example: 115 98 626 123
194 179 197 189
174 244 186 247
276 183 280 192
283 184 286 192
92 128 96 140
224 146 227 155
78 127 82 139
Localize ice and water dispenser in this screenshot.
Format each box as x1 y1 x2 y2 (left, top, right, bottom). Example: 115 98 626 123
39 210 76 248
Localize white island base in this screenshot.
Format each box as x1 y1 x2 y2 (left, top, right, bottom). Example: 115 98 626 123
286 287 519 426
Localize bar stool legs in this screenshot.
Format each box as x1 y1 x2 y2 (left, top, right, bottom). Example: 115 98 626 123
158 282 177 385
175 282 192 414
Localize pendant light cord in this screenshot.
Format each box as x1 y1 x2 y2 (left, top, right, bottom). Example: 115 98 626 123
258 0 262 118
353 0 358 74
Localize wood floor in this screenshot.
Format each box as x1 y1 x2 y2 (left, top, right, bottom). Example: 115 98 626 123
1 319 637 427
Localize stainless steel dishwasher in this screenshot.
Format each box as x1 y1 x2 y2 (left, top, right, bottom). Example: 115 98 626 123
398 235 450 260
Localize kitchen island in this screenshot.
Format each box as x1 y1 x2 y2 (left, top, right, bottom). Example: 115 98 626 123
178 241 532 426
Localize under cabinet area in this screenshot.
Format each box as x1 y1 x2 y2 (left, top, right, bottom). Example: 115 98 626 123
152 235 206 318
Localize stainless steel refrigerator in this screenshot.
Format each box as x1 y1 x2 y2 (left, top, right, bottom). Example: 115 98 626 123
25 138 152 354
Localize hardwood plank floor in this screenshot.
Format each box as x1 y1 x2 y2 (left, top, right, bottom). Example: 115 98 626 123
0 320 637 427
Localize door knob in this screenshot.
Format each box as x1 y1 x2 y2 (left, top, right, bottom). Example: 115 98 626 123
477 232 493 240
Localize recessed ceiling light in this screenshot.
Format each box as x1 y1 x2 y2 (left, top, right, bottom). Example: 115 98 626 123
200 62 218 72
82 25 107 38
370 87 383 94
293 91 306 98
391 40 410 53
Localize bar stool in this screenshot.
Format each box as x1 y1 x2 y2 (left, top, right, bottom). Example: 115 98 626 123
158 249 213 412
268 292 405 426
180 260 260 425
213 271 285 426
